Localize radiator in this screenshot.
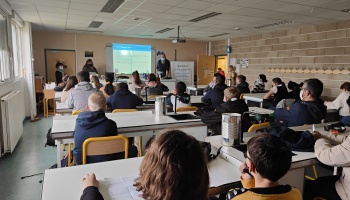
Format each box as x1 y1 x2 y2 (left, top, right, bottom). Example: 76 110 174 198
0 91 24 155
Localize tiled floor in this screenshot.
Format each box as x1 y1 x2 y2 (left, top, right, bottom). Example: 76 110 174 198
0 116 334 200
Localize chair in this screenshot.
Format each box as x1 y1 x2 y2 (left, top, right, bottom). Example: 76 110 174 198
176 106 198 112
239 93 244 99
112 109 138 113
111 109 142 157
82 135 129 165
43 89 56 117
305 165 318 180
72 110 83 115
247 122 270 132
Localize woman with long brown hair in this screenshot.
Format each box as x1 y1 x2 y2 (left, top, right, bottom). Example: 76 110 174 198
61 76 78 103
128 70 145 92
80 130 209 200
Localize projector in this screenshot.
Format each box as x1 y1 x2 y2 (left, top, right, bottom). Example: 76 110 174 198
172 38 186 43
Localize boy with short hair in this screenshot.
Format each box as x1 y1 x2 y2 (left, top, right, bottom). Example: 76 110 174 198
236 75 250 94
227 133 302 200
73 92 137 165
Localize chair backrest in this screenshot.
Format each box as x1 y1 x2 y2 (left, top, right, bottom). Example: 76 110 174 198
82 135 129 164
112 109 138 113
248 122 270 132
239 93 244 99
72 110 83 115
43 89 55 99
176 106 198 112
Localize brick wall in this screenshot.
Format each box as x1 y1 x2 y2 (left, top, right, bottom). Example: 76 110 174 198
210 20 350 99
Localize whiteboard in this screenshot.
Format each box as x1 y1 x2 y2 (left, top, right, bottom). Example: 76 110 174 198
171 61 194 86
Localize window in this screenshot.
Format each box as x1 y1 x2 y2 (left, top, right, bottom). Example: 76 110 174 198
0 13 10 82
11 23 22 77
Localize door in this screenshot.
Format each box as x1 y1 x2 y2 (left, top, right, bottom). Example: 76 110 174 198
197 55 215 85
216 55 228 72
45 49 76 83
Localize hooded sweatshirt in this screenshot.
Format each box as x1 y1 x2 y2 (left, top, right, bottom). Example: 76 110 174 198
66 82 99 111
274 99 327 127
73 110 118 165
107 89 143 110
201 83 227 108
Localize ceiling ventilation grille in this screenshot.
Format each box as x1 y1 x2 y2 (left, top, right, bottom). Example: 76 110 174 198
254 20 293 29
155 28 174 33
189 12 222 22
101 0 125 13
341 9 350 13
89 21 103 28
209 33 230 38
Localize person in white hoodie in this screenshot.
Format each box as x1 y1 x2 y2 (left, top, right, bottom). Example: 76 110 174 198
66 71 99 111
324 82 350 119
304 130 350 200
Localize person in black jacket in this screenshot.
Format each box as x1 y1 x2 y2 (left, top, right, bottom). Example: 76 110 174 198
201 73 227 108
82 59 98 74
287 81 303 101
81 173 103 200
107 82 143 110
274 78 327 127
156 53 170 78
55 62 65 85
236 75 250 94
73 92 137 165
200 86 250 135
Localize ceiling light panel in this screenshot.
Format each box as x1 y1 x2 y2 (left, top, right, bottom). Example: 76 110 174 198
189 12 222 22
155 28 174 33
101 0 125 13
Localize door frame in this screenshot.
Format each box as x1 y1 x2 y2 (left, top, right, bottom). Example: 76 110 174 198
215 54 228 71
44 49 76 82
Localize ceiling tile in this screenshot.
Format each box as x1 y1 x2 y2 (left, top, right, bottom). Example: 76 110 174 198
69 2 103 12
36 6 67 14
137 3 171 12
67 14 95 20
250 0 293 10
165 7 199 15
155 13 184 20
10 2 36 10
274 4 313 13
69 0 108 5
145 0 184 6
68 9 98 16
120 1 144 9
221 0 266 7
39 11 67 18
129 9 159 18
176 0 215 10
34 0 69 8
205 4 243 13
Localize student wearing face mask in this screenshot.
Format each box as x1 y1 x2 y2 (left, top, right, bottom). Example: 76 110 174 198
274 78 327 127
156 53 170 78
82 59 98 74
251 74 267 93
264 78 288 104
55 62 65 85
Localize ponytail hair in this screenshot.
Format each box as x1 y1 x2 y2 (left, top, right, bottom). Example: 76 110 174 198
104 73 115 96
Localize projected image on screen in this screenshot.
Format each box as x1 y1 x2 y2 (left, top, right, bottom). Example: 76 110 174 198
112 44 152 74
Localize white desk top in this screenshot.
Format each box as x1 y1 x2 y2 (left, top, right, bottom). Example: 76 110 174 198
51 111 204 138
54 92 62 100
143 95 203 104
187 85 207 90
249 107 274 115
243 93 268 102
41 157 241 200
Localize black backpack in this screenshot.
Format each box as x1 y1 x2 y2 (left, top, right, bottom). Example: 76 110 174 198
45 128 56 147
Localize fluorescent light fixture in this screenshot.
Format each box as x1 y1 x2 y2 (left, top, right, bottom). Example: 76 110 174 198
155 28 174 33
89 21 103 28
101 0 125 13
189 12 222 22
341 9 350 13
208 33 230 38
254 20 293 29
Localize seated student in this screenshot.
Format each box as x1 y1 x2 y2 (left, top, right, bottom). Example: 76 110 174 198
203 73 217 94
73 92 137 165
226 133 302 200
200 86 250 135
251 74 267 93
304 131 350 200
67 71 99 111
340 96 350 126
156 77 169 92
166 81 191 111
80 130 209 200
274 78 327 127
107 82 143 110
324 82 350 119
100 73 118 98
61 76 78 103
54 75 68 92
287 81 303 101
143 73 163 95
201 73 227 108
91 76 103 90
264 77 288 104
236 75 250 94
128 70 145 93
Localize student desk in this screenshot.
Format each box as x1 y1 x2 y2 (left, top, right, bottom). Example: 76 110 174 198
187 85 207 96
51 111 207 167
56 102 73 114
142 95 204 105
54 91 62 101
249 107 274 115
242 93 268 108
206 123 350 194
41 157 240 200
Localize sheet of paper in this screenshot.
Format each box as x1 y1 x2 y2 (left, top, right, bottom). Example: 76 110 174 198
104 176 142 200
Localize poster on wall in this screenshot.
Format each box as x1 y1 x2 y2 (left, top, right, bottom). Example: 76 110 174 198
240 59 249 68
171 61 194 86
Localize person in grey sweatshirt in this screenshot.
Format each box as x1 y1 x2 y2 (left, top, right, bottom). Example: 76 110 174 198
66 71 99 111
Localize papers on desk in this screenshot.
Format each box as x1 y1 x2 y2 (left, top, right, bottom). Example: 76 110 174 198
104 176 142 200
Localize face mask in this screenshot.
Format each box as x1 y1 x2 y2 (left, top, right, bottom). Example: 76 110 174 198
299 90 304 101
161 58 165 61
59 66 63 70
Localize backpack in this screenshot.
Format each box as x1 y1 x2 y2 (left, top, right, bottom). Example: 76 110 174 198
45 128 56 147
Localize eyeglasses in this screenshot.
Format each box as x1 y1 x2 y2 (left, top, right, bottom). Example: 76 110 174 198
243 151 254 178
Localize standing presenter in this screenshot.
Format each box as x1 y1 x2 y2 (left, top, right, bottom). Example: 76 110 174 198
156 53 170 78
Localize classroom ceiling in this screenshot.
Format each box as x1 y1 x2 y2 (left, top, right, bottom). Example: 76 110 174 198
7 0 350 41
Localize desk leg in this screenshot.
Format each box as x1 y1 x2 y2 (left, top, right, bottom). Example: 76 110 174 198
260 102 263 108
333 167 338 175
57 140 62 168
